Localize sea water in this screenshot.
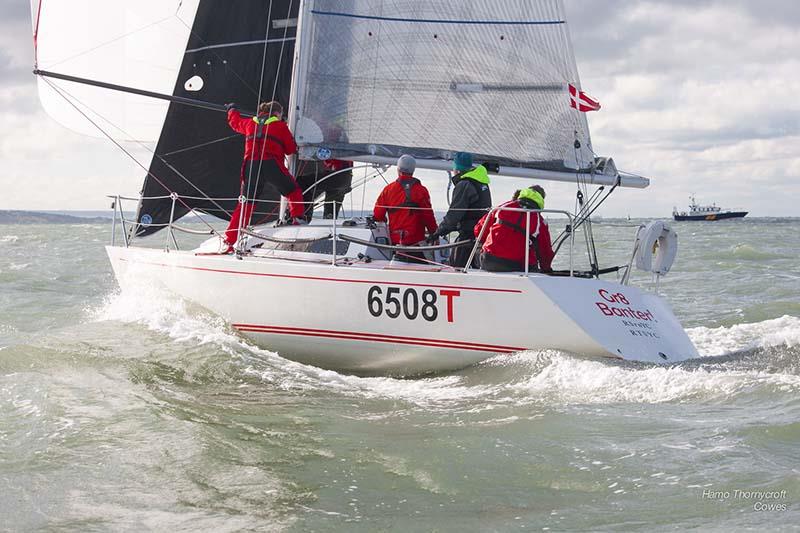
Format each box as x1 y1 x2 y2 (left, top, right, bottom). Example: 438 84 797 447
1 218 798 531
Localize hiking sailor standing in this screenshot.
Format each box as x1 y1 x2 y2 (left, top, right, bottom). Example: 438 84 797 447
222 100 305 252
427 152 492 268
373 155 438 263
474 185 554 273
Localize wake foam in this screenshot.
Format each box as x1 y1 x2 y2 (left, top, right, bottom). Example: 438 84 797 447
505 351 800 404
688 315 800 356
92 284 236 348
90 284 800 407
90 282 339 384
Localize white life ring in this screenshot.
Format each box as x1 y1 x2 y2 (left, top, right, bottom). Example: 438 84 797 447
635 221 678 275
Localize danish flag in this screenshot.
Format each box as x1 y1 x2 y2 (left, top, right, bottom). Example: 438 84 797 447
569 83 601 112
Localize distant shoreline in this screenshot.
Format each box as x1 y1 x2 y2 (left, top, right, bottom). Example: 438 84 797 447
0 209 795 225
0 210 113 224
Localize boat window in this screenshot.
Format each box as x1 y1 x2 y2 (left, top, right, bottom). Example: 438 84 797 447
252 237 349 255
308 239 350 256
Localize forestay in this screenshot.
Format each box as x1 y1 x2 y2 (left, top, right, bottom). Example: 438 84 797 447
294 0 594 171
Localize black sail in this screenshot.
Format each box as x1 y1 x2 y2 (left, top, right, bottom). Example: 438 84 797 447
135 1 299 237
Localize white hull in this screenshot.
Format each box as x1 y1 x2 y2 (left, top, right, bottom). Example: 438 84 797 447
106 245 698 375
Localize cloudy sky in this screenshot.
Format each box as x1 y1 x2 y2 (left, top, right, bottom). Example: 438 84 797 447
1 0 798 217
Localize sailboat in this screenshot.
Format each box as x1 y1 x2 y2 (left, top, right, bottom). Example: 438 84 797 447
31 1 699 375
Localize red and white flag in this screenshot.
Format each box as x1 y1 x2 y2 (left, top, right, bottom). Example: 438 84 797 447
569 83 601 112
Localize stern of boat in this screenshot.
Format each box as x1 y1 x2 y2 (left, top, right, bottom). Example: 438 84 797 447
528 275 699 364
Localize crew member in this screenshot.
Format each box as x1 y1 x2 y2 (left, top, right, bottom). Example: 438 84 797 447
373 155 438 262
297 159 353 221
474 186 554 273
320 159 353 219
427 152 491 268
222 100 305 251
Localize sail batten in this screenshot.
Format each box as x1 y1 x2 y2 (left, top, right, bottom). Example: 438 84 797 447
309 9 566 25
185 37 296 55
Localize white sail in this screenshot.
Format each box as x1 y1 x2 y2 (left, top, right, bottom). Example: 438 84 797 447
294 0 595 171
31 0 199 141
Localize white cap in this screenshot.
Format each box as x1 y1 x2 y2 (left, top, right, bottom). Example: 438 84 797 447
397 154 416 175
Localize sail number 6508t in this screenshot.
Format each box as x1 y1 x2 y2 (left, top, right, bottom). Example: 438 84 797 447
367 286 460 323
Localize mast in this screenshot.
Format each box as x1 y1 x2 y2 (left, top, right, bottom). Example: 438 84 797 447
287 0 313 174
285 0 313 219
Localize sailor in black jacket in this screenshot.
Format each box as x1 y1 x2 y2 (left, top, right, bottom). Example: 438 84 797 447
429 152 492 268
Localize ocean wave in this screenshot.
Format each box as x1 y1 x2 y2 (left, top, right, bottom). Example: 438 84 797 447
0 235 19 244
92 285 245 350
688 315 800 356
702 243 790 261
503 351 800 404
91 284 800 408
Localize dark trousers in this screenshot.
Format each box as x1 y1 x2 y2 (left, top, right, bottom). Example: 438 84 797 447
450 233 479 268
297 168 353 220
480 252 527 272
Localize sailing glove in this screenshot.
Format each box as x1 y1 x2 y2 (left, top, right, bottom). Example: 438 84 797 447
225 102 237 111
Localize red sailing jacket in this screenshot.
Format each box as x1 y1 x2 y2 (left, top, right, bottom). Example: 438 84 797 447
323 159 353 172
474 200 555 270
227 110 297 174
373 175 438 245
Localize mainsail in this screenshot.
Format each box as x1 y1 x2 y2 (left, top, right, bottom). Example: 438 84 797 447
293 0 595 172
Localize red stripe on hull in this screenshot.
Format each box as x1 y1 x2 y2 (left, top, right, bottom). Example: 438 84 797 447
118 257 523 294
233 324 524 353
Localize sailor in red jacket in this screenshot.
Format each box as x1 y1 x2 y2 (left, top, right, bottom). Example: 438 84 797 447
222 100 305 250
474 186 554 272
373 155 438 262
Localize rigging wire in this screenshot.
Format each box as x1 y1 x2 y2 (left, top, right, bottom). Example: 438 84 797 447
42 77 233 224
49 80 235 219
360 162 369 216
245 0 295 232
161 134 239 157
242 0 300 231
44 15 175 71
267 0 295 222
240 0 276 244
41 77 223 238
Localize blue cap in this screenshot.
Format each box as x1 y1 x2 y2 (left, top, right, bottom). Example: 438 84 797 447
453 152 473 171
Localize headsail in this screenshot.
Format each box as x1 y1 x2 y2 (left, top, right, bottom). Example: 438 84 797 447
294 0 595 172
32 1 200 141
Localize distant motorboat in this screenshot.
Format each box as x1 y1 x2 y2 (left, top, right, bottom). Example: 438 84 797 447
672 196 747 221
